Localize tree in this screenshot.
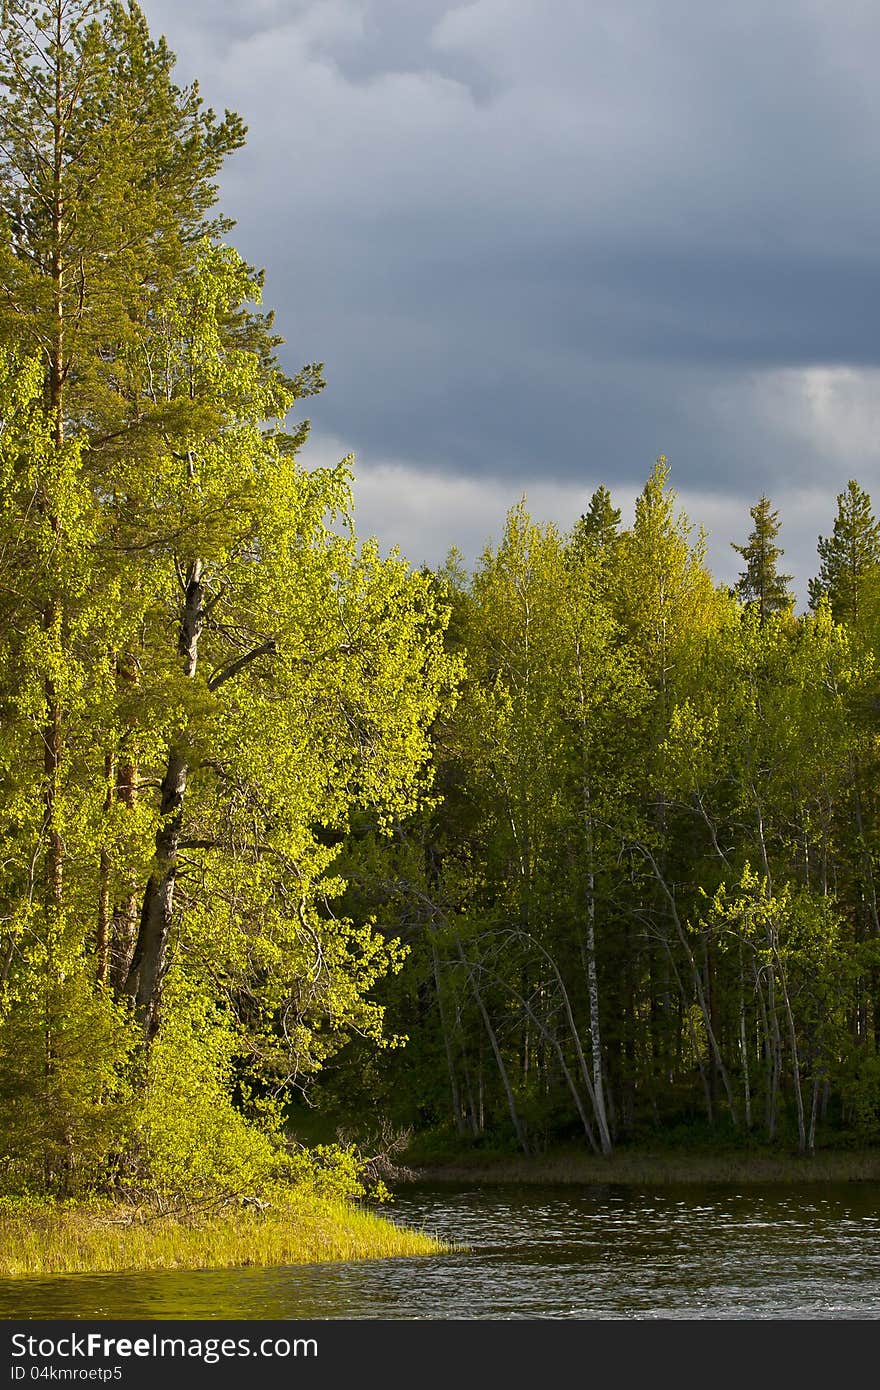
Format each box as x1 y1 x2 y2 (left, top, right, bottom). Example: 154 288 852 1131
704 868 850 1154
569 484 621 565
0 4 458 1197
0 0 250 969
615 458 721 795
732 496 793 622
0 0 246 439
808 480 880 628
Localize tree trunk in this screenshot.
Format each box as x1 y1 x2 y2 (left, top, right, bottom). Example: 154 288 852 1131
808 1075 820 1156
104 653 141 992
42 661 63 916
639 843 739 1126
666 944 713 1122
458 940 529 1155
775 946 806 1155
581 777 612 1155
514 929 610 1153
124 560 202 1037
432 943 466 1137
96 752 114 984
764 963 781 1142
496 972 600 1154
738 944 752 1130
109 753 139 992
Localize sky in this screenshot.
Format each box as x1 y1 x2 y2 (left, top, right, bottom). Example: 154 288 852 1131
139 0 880 601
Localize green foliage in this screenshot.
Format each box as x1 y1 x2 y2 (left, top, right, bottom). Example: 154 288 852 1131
285 1142 391 1204
809 480 880 628
569 484 621 567
732 495 794 622
0 968 136 1197
4 0 880 1201
124 980 286 1202
0 0 248 435
0 2 458 1203
329 460 880 1160
125 982 409 1204
837 1051 880 1141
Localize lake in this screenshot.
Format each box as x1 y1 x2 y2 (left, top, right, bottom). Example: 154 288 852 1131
2 1182 880 1319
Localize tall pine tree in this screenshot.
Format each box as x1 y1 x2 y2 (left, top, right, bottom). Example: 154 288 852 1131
808 480 880 627
570 484 622 563
732 495 793 622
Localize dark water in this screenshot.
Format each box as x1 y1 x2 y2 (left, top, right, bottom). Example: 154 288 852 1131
2 1183 880 1320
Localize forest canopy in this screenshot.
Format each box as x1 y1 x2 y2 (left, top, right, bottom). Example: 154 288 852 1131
1 2 879 1205
324 467 880 1161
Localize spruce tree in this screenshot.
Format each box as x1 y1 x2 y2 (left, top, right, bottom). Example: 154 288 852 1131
571 484 622 560
808 480 880 627
731 496 793 622
581 489 620 553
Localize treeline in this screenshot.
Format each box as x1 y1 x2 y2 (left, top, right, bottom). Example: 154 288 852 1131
324 468 880 1157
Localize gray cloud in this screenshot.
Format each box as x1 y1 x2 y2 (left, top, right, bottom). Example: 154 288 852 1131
138 0 880 592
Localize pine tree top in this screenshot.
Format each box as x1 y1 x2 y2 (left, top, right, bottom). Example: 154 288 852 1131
808 479 880 626
569 483 622 564
731 495 793 622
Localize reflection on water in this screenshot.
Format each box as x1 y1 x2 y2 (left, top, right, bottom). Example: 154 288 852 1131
2 1182 880 1320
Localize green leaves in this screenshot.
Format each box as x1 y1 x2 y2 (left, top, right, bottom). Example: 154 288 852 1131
0 3 459 1198
337 464 880 1153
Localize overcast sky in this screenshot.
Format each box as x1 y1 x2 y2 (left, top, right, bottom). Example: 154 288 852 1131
140 0 880 600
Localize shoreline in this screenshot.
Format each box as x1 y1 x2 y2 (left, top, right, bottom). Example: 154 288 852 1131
0 1194 450 1279
405 1148 880 1186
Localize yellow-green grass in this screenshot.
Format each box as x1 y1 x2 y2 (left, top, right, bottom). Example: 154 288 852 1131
0 1194 452 1277
411 1148 880 1186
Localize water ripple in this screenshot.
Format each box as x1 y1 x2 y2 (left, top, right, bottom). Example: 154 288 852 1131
2 1182 880 1319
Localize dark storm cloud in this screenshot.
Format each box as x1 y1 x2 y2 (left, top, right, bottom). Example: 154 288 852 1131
138 0 880 577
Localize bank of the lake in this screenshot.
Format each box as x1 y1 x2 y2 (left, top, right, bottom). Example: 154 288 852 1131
408 1146 880 1186
0 1193 449 1278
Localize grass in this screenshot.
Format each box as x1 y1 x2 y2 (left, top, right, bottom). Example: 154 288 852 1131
0 1191 452 1278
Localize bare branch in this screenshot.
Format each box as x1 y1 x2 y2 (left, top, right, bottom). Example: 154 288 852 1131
207 639 276 692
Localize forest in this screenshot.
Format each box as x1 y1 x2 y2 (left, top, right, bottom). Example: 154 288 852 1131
326 476 880 1163
1 0 879 1213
